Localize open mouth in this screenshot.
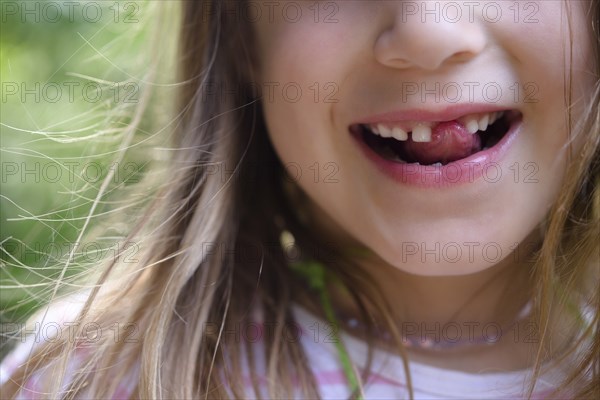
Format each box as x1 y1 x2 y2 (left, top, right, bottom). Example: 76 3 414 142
350 110 523 166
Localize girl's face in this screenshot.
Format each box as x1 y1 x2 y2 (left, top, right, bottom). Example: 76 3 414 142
253 1 596 276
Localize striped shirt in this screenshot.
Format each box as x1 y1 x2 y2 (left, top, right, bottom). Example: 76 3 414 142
0 302 579 399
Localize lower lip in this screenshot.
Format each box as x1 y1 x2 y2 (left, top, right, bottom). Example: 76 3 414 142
351 118 523 188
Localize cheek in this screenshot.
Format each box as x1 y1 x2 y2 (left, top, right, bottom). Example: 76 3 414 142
255 7 355 84
489 2 594 176
255 9 369 184
254 2 377 111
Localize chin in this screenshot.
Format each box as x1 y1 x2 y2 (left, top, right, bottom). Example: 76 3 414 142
365 227 530 277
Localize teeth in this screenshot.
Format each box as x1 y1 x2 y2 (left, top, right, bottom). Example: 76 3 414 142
478 114 489 131
391 127 408 141
412 125 432 142
365 111 507 140
483 111 506 128
432 162 442 167
491 111 505 124
366 124 408 141
378 124 392 138
465 118 480 134
461 111 506 134
489 112 498 124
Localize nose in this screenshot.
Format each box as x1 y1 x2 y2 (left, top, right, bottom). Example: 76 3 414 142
374 1 487 71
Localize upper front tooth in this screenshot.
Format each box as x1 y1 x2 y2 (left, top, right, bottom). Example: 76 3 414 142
412 125 432 142
391 127 408 141
491 111 505 125
378 124 392 137
465 118 479 134
370 124 380 135
478 114 490 131
489 112 498 124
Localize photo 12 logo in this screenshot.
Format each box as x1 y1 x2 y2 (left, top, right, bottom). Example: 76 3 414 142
200 1 340 24
1 81 139 104
1 321 139 344
399 1 540 24
400 81 539 105
1 1 140 24
1 161 141 184
2 240 140 265
201 81 340 104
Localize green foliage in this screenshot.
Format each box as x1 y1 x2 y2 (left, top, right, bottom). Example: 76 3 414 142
0 0 171 323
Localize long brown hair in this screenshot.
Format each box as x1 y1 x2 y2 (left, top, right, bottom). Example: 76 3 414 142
1 1 599 399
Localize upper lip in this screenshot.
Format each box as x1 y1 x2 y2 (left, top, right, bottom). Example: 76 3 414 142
351 104 512 126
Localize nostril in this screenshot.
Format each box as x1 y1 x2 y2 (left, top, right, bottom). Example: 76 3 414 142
453 51 471 58
450 51 477 63
384 57 414 69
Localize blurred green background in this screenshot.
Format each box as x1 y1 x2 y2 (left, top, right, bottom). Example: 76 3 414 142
1 0 177 330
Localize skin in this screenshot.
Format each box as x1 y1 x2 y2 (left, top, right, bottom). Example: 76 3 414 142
252 1 596 370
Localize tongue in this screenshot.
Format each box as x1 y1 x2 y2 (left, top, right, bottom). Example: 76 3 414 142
402 121 482 165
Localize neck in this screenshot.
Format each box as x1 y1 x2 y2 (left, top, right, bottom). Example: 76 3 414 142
363 249 534 328
293 199 539 346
